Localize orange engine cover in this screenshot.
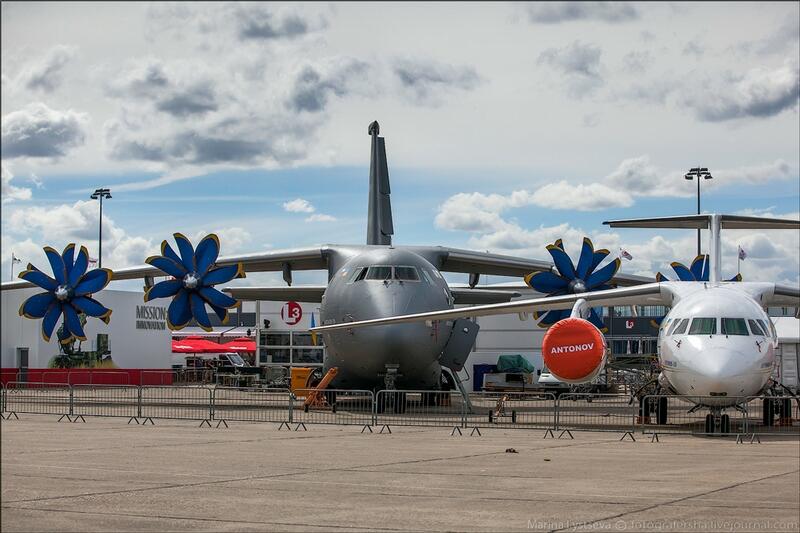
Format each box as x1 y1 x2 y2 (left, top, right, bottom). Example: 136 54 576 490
541 317 607 384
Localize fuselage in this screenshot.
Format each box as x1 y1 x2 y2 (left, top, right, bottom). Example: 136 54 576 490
320 247 454 390
657 282 778 406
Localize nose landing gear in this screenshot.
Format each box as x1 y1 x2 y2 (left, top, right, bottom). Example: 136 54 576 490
703 411 731 435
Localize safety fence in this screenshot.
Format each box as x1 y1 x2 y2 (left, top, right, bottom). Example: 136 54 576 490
1 382 797 438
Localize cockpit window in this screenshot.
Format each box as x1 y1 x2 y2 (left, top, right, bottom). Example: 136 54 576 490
761 319 777 338
721 318 748 336
748 319 766 336
348 267 367 283
365 266 393 280
420 269 434 285
689 317 716 335
670 318 689 335
668 319 684 335
394 266 420 281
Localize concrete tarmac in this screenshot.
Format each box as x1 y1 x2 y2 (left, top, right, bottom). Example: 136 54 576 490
2 416 798 532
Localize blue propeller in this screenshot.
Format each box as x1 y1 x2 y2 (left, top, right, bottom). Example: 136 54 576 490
17 244 113 344
144 233 245 331
524 237 619 332
655 255 742 282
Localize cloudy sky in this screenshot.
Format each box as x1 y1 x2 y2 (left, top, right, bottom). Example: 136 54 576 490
2 2 799 288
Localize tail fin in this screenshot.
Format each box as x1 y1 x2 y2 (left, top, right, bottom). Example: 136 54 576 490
367 121 394 246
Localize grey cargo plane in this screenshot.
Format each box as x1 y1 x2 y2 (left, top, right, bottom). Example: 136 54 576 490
3 122 648 392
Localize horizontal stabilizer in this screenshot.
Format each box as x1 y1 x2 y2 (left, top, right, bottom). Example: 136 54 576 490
604 214 800 230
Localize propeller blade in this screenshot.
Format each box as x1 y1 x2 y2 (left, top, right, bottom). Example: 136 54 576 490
44 246 67 285
190 292 212 331
41 303 62 342
73 269 113 296
670 262 695 281
655 272 669 282
575 237 595 279
18 269 58 291
590 249 610 272
62 304 87 341
19 292 56 319
524 271 568 294
62 243 76 279
71 296 112 323
144 279 183 302
690 255 707 281
586 258 621 289
194 234 220 277
587 308 607 332
198 286 237 309
173 233 196 271
146 256 187 279
167 290 192 330
537 309 570 326
68 246 90 287
161 240 184 267
547 245 577 280
208 302 229 322
202 263 245 286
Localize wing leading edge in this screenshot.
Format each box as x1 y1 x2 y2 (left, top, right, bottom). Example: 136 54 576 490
312 283 667 332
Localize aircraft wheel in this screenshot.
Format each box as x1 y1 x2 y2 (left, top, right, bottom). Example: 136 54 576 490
704 413 715 434
657 397 668 425
511 410 517 424
421 392 436 407
331 402 337 414
488 410 493 423
720 414 731 434
780 398 792 421
762 400 775 426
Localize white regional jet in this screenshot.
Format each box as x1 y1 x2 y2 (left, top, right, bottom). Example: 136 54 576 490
313 214 800 433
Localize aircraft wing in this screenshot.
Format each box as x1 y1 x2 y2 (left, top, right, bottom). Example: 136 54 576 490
765 284 800 307
224 286 327 303
433 247 650 287
222 286 521 305
1 247 329 290
312 283 667 332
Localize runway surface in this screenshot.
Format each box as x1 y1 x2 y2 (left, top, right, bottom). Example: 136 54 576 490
2 416 798 532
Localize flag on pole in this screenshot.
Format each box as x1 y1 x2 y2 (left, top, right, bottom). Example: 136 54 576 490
88 257 98 267
738 246 747 261
11 253 21 265
310 312 317 346
619 248 633 261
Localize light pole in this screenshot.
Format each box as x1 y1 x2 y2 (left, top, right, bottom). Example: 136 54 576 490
90 188 112 268
684 167 713 256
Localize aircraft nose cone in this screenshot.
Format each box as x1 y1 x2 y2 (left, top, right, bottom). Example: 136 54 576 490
689 348 755 397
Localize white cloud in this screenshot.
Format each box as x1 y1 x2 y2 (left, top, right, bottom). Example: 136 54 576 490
530 181 633 211
305 213 337 222
283 198 315 213
16 44 77 93
1 103 89 159
681 59 800 121
537 41 605 98
5 199 157 269
1 162 32 203
194 227 252 254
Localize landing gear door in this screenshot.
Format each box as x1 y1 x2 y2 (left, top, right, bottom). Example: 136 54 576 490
439 319 479 372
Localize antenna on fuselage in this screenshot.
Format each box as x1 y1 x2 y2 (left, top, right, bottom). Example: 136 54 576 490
604 214 800 283
367 121 394 246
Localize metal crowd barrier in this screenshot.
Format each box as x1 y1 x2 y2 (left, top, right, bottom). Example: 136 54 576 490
466 392 556 430
212 387 292 424
4 382 72 417
742 396 798 436
293 389 374 427
374 390 466 429
140 386 212 422
556 393 636 437
72 384 139 419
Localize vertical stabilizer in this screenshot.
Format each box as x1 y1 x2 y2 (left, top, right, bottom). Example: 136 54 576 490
367 121 394 245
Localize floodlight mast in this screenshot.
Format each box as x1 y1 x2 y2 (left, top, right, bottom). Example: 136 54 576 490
89 188 112 268
684 167 713 256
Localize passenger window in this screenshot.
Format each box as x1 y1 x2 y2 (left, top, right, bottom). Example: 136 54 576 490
689 317 717 335
748 319 766 336
365 266 392 280
394 266 420 281
721 318 748 336
672 319 689 335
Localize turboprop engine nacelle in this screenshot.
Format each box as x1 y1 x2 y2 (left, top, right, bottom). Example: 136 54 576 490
541 317 607 384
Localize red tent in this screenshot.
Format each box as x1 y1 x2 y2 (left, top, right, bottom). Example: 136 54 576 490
172 336 228 353
223 337 256 353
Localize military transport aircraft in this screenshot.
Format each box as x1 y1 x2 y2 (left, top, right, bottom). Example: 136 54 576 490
2 121 648 395
312 213 800 432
